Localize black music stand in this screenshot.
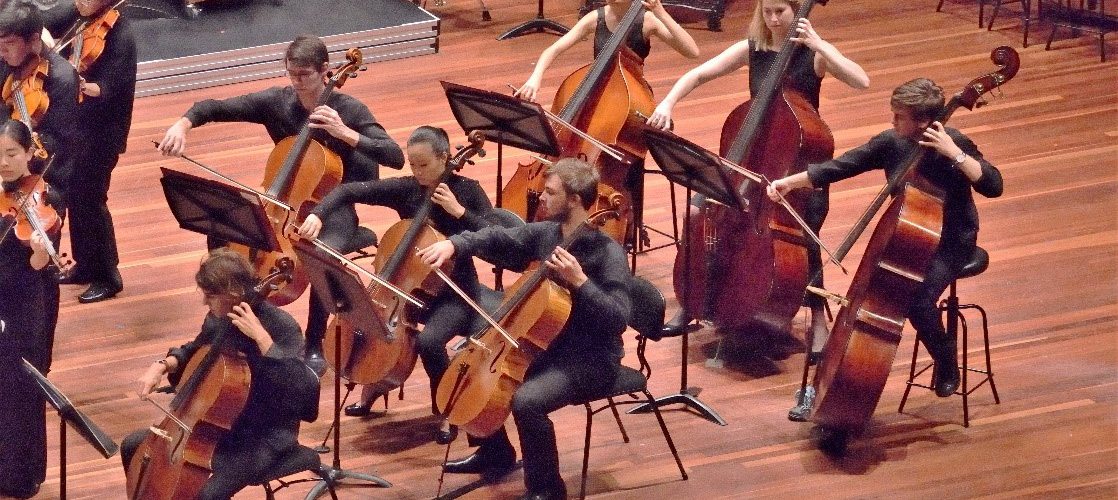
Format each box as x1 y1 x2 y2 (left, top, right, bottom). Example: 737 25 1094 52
21 358 118 500
497 0 569 40
292 240 392 498
626 127 738 426
158 167 281 252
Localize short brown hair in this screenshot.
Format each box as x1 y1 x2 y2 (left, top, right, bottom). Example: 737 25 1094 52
285 34 329 69
546 158 599 210
196 248 257 299
891 78 945 123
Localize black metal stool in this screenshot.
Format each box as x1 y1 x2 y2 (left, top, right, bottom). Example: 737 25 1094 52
898 246 1001 427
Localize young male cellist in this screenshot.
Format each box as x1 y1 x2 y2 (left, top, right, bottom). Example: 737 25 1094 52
120 248 318 500
767 78 1004 404
417 158 632 500
158 34 405 373
297 125 498 445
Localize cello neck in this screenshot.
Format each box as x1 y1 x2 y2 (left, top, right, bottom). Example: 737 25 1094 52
558 1 646 124
724 0 824 164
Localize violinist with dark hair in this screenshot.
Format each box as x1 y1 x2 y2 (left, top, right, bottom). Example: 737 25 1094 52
0 118 61 499
120 248 319 500
41 0 136 303
0 1 81 212
418 158 632 500
768 78 1004 407
297 125 497 444
157 34 405 372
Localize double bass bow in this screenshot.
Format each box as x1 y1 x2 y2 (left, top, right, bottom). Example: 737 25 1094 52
501 0 654 245
435 200 623 438
808 46 1020 434
225 48 363 306
323 132 487 388
673 0 833 336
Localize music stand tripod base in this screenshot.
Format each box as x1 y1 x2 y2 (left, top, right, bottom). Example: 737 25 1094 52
497 0 569 40
628 390 727 426
307 469 391 499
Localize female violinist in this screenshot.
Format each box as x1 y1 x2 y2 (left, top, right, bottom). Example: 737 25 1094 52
120 248 319 500
43 0 136 304
515 0 699 103
297 125 497 444
158 34 405 372
417 158 632 500
648 0 869 349
0 118 61 499
767 78 1004 402
0 2 81 213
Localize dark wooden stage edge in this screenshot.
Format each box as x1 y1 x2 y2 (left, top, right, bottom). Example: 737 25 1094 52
132 0 440 96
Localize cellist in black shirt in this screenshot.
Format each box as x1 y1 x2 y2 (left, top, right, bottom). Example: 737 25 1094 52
418 158 632 500
45 0 136 303
158 34 405 371
297 125 498 444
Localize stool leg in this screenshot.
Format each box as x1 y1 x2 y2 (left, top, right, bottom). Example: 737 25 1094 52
581 404 593 500
974 304 1001 404
644 389 688 481
960 313 970 427
898 333 922 414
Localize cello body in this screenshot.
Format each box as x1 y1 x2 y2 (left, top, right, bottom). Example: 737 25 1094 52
125 345 251 500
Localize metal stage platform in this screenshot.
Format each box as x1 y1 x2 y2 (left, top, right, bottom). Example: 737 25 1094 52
131 0 440 97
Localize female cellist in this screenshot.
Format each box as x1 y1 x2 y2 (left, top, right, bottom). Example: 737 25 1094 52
121 248 319 500
0 118 61 499
767 77 1004 421
418 158 632 500
648 0 868 350
158 34 405 372
514 0 699 103
41 0 136 304
297 125 497 444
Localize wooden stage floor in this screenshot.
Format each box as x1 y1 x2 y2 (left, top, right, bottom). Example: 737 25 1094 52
24 0 1117 498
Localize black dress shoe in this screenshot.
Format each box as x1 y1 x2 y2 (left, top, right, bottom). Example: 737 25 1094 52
78 281 122 303
520 484 567 500
933 363 960 397
304 345 327 377
58 270 91 285
344 401 373 417
443 449 515 475
661 310 693 336
435 424 458 445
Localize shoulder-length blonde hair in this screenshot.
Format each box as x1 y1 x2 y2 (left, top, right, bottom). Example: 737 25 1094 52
748 0 802 51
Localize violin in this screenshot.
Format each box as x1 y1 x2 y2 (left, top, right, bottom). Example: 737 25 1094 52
808 47 1020 434
672 0 832 336
1 55 51 158
324 132 486 387
435 200 622 438
226 48 363 307
70 6 121 75
501 0 653 245
0 174 71 275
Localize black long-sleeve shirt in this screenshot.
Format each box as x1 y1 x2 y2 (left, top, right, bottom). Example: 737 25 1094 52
165 300 316 442
1 51 82 190
183 86 404 183
807 128 1003 250
311 173 494 293
449 222 632 357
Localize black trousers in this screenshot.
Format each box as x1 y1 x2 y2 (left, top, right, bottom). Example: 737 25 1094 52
908 243 972 362
472 350 620 492
0 357 47 497
416 287 500 399
121 428 297 500
68 152 122 285
305 206 360 345
802 187 829 309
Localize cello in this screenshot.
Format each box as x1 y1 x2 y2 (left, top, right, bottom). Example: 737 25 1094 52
435 201 622 437
323 132 486 388
501 0 654 245
673 0 832 336
226 49 362 306
809 47 1020 434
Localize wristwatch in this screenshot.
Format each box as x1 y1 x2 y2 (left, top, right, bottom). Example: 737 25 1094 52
952 151 968 167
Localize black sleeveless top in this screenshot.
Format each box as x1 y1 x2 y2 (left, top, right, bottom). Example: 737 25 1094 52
593 7 651 60
749 46 822 110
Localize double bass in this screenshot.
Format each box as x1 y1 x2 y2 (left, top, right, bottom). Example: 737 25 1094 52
673 0 832 336
227 49 363 306
501 0 653 245
435 203 622 437
323 132 487 389
810 47 1019 434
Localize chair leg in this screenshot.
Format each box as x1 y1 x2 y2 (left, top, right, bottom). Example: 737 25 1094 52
607 397 630 443
937 0 946 12
644 389 688 481
264 483 276 500
581 403 594 500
